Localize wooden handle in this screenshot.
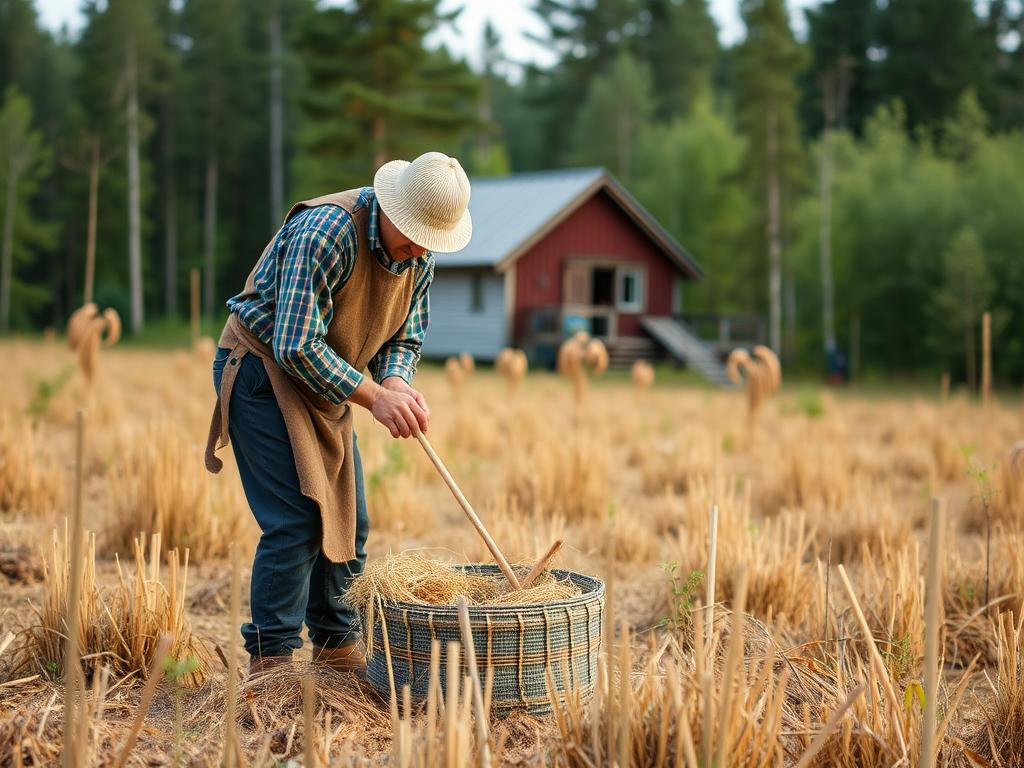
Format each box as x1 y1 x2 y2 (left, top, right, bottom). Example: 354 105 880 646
416 433 522 590
520 539 563 589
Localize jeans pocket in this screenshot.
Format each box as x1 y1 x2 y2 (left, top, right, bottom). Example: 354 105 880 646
212 347 231 393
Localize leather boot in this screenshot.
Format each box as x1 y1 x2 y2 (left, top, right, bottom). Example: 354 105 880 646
312 643 366 676
247 653 292 678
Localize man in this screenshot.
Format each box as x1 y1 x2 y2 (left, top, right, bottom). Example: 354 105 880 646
205 151 472 674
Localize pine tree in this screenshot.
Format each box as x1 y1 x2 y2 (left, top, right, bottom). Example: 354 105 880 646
527 0 647 166
571 52 654 183
74 0 164 334
644 0 719 119
293 0 478 195
734 0 808 355
876 0 989 132
802 0 878 136
0 86 53 331
181 0 248 320
470 20 511 177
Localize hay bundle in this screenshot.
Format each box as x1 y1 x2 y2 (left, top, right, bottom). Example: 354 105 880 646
557 332 608 401
346 552 580 616
496 347 528 392
67 303 121 384
445 353 475 399
631 359 655 390
727 344 781 434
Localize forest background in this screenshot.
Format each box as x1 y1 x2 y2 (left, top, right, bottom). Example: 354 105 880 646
1 0 1022 386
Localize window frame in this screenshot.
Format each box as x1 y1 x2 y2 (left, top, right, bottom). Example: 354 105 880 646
616 266 646 313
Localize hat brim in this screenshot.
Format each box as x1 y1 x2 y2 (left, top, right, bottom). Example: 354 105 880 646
373 160 473 254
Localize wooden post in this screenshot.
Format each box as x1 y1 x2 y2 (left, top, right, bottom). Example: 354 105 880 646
705 505 719 651
920 498 945 768
62 411 86 768
981 311 991 407
190 268 200 344
940 372 950 403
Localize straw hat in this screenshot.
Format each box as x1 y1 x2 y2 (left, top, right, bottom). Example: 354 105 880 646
373 151 473 253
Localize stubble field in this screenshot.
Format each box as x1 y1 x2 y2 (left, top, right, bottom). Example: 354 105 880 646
1 337 1022 766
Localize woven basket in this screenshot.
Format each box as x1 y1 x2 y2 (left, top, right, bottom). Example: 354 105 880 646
363 565 604 714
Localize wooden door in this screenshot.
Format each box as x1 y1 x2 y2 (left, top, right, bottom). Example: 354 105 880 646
563 261 592 307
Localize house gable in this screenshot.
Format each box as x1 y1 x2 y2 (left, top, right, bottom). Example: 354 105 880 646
513 189 684 340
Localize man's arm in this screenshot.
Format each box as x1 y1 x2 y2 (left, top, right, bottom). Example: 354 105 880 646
272 209 365 404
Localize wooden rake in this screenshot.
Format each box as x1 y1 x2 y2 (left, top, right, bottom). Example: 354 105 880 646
415 432 562 591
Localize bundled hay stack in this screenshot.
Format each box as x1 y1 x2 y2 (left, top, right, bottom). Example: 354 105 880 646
445 353 475 399
67 302 121 384
727 345 781 435
496 347 528 393
631 359 655 390
558 331 608 401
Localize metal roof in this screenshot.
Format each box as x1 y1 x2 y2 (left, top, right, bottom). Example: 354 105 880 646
439 167 702 278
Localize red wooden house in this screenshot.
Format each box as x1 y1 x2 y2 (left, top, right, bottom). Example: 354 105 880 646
421 167 731 378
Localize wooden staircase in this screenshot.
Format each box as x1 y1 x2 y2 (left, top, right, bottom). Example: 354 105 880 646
640 316 735 387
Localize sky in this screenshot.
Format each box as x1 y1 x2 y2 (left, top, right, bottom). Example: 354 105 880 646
33 0 821 72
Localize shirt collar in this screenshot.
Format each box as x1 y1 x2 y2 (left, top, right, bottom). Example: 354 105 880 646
364 187 430 275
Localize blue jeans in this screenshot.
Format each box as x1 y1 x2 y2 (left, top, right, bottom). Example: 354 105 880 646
213 347 369 657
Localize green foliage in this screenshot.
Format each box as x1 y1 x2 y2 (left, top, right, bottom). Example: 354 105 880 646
25 365 75 420
570 52 654 184
904 678 926 713
658 561 704 635
293 0 478 196
795 389 825 419
633 96 750 312
0 85 55 330
876 0 989 132
883 633 916 683
962 444 997 507
733 0 810 314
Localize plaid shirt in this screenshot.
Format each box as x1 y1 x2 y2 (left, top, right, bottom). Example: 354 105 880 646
226 187 434 404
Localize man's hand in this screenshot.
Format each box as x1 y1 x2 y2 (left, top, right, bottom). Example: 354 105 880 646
349 376 429 438
380 376 430 418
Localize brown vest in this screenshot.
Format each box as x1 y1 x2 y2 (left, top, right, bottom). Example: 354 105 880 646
204 189 417 562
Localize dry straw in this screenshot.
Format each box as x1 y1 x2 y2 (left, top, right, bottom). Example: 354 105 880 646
495 347 528 393
10 529 206 687
345 552 579 619
630 359 655 390
726 344 781 438
445 353 475 399
557 331 608 401
67 302 121 384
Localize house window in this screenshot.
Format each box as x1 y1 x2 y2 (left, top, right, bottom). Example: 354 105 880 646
470 273 485 313
616 268 645 312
